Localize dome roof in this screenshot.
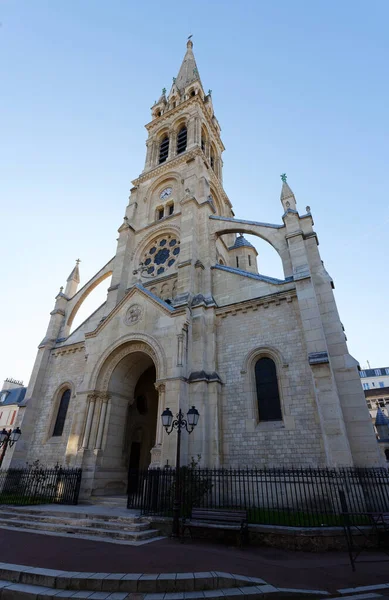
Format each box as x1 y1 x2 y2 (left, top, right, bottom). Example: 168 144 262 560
229 235 254 250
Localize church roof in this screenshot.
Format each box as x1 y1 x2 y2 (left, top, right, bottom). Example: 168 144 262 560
175 39 202 91
228 235 254 250
280 181 295 202
213 264 293 285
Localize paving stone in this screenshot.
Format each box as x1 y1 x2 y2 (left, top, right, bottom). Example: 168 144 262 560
105 594 129 600
221 590 243 597
203 591 224 598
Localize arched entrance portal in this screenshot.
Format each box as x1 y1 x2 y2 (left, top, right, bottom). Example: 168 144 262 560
93 350 159 496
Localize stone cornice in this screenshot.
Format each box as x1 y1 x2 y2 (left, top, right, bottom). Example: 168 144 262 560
52 343 85 358
215 289 297 318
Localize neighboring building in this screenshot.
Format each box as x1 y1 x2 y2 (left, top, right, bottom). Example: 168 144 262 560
359 367 389 462
359 367 389 393
11 41 383 498
0 378 27 469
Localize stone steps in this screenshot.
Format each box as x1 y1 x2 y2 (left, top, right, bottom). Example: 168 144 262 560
0 506 160 544
0 565 331 598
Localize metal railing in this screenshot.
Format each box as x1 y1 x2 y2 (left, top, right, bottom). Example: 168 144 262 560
0 465 82 506
128 466 389 527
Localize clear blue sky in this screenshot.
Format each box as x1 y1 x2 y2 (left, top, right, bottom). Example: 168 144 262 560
1 0 388 387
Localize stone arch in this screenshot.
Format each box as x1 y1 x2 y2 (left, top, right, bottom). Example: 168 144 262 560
89 333 167 392
209 185 223 216
67 270 112 330
210 216 292 278
171 115 188 134
241 345 288 425
143 171 181 205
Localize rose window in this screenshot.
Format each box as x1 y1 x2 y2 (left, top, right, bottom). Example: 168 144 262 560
142 234 180 277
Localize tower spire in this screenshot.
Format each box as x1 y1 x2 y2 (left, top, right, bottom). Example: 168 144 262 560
65 259 81 298
175 38 202 91
280 174 297 213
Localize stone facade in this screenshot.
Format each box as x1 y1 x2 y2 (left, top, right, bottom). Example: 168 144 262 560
11 41 384 498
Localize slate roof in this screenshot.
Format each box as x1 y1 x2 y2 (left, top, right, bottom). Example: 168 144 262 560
175 40 202 91
375 408 389 426
212 264 293 285
228 235 254 250
0 387 27 407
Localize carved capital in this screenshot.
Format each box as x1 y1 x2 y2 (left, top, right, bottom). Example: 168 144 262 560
155 382 166 394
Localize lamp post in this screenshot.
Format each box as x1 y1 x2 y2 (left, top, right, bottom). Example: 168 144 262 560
161 406 199 537
0 428 22 469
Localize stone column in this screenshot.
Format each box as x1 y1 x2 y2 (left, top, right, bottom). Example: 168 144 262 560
150 383 166 467
82 394 96 449
94 393 110 450
168 131 176 160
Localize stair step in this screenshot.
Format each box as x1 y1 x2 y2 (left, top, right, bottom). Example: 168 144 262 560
0 506 142 523
0 510 150 531
0 517 160 541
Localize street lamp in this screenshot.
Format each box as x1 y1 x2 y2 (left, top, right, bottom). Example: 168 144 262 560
161 406 200 537
0 427 22 468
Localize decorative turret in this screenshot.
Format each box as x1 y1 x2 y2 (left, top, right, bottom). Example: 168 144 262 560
228 234 258 274
65 259 80 298
280 173 297 213
375 408 389 441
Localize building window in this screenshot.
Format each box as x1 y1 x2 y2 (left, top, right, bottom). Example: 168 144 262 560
255 357 282 421
379 400 386 408
359 371 366 378
157 207 164 220
363 383 370 390
385 368 389 375
176 126 187 154
385 449 389 461
210 151 215 171
236 256 239 268
159 135 169 164
379 381 385 388
367 402 372 410
9 411 16 426
53 389 71 437
248 255 251 266
372 382 376 387
168 203 174 215
375 369 381 376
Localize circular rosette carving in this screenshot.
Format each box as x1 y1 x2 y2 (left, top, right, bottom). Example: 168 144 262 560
124 304 143 326
142 234 180 277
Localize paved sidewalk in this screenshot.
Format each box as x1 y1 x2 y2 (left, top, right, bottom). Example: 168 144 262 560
1 528 389 594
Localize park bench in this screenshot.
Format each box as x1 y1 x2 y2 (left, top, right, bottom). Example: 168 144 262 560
182 507 248 547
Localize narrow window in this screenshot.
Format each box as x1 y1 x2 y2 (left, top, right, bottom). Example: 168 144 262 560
363 383 370 390
159 135 169 164
236 256 239 268
255 357 282 421
210 153 215 170
158 208 164 220
176 126 187 154
191 90 196 97
385 449 389 460
248 255 251 266
379 381 385 388
53 389 71 437
168 204 174 215
201 136 206 152
375 369 381 376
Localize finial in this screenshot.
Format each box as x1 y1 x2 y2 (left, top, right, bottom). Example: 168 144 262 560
187 34 193 48
59 286 63 293
172 77 176 83
76 258 81 265
280 173 287 183
306 206 311 213
162 87 166 95
208 89 212 96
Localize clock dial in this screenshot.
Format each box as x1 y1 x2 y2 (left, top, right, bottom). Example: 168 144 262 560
160 187 172 200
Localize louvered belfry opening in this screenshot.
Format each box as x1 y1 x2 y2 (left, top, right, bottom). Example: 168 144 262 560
176 126 187 154
159 136 169 163
53 388 71 436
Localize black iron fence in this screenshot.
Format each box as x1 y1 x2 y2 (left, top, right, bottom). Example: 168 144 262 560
0 465 82 506
127 467 389 527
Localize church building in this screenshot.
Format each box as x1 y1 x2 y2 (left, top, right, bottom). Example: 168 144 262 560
12 41 383 498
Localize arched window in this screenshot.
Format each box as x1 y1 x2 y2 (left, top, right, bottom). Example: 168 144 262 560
177 126 187 154
168 203 174 215
255 358 282 421
53 389 71 437
159 135 169 164
210 149 215 171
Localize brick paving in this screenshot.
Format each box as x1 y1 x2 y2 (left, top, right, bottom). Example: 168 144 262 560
1 529 389 594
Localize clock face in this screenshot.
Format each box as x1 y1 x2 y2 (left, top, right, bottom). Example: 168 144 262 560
160 187 172 200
